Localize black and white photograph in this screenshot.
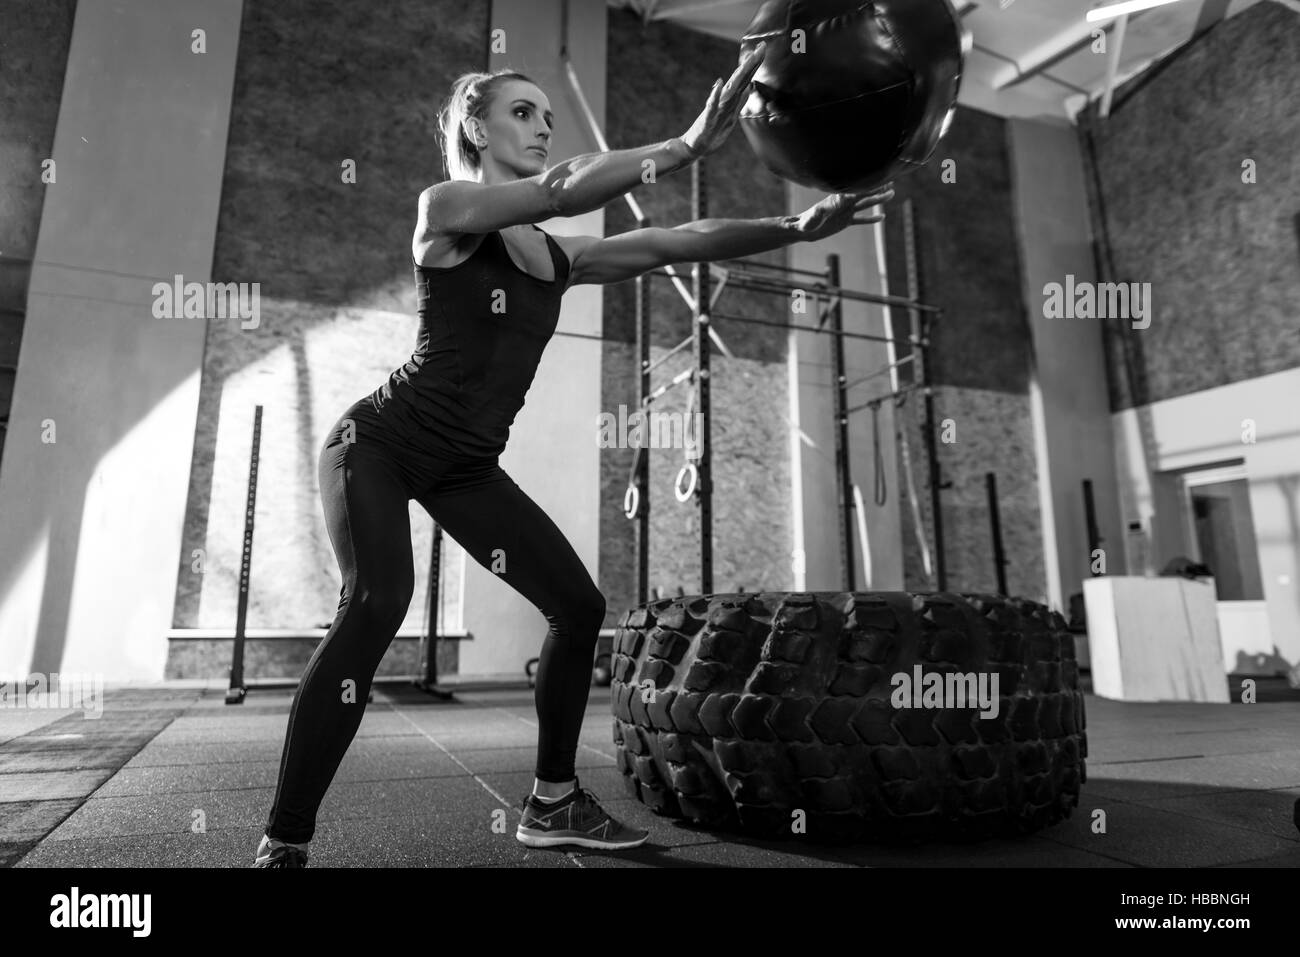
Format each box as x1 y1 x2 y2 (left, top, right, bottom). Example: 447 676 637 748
0 0 1296 935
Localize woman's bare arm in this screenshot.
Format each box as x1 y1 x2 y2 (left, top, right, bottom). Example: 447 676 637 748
563 187 894 288
563 217 796 287
421 139 697 236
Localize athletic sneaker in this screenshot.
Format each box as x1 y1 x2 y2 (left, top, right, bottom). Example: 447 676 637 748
252 834 309 868
516 780 650 850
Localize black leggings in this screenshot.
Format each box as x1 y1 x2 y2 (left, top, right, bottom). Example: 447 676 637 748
265 401 605 844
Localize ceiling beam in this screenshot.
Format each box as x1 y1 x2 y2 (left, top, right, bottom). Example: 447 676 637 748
1099 12 1128 116
647 0 756 20
990 7 1152 90
974 40 1090 95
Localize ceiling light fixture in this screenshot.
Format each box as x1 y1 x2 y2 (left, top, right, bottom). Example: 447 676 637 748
1086 0 1187 23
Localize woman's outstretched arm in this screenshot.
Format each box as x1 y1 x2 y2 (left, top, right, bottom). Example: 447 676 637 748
424 44 766 236
561 186 894 288
422 139 696 236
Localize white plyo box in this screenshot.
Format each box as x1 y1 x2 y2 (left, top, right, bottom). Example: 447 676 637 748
1083 576 1229 703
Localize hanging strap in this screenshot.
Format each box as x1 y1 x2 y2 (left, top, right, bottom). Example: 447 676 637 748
871 401 887 506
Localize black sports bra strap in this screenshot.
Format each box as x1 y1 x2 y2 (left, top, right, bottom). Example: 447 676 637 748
538 228 570 286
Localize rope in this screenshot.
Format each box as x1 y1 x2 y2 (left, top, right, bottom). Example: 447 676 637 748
871 401 887 506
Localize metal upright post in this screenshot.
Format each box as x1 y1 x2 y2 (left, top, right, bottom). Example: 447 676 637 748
986 472 1008 596
827 253 855 591
226 405 262 705
635 254 651 606
896 199 934 588
414 524 454 700
905 200 947 593
691 161 713 595
419 525 441 680
923 354 947 592
1083 479 1102 575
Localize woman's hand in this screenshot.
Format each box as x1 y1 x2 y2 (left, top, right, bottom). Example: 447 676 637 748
794 185 895 241
679 42 767 158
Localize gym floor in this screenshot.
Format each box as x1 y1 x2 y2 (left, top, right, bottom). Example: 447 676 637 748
4 678 1298 869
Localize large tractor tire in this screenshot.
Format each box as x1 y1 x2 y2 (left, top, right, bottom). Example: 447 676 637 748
610 591 1086 844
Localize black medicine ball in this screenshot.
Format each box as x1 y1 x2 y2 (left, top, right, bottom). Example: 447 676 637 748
739 0 970 192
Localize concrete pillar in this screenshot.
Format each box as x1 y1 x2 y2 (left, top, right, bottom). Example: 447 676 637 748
0 0 244 680
1007 116 1125 616
460 0 607 676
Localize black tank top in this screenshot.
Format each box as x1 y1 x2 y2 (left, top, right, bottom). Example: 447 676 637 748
368 226 571 460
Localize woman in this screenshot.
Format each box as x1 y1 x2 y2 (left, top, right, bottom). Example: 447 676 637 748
254 42 892 866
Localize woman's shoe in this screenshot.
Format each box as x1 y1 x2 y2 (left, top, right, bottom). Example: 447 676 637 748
252 834 309 868
516 779 649 850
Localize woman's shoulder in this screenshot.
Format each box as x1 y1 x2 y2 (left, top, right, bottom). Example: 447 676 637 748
413 229 489 270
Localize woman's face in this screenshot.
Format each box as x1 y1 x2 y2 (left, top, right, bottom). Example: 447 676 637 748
475 79 553 178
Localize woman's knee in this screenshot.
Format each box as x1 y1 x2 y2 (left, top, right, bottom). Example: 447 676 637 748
348 578 414 629
576 586 606 631
548 587 605 644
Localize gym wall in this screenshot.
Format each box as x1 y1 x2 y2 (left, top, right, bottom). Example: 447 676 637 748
600 8 794 614
1078 0 1300 671
1079 0 1300 410
0 0 78 476
882 107 1049 602
169 0 487 677
0 0 243 680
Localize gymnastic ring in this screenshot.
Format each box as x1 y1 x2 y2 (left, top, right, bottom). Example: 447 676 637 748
674 463 698 502
623 483 640 520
